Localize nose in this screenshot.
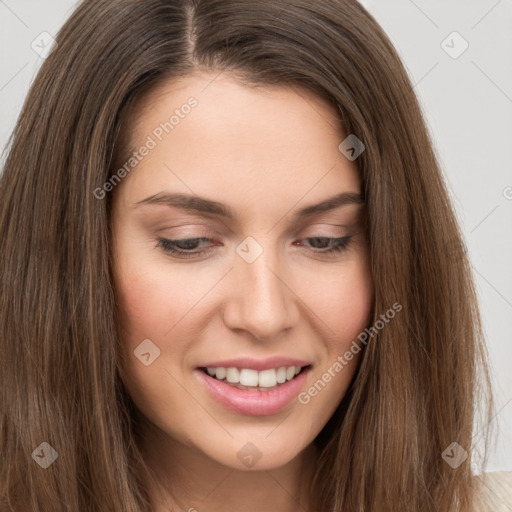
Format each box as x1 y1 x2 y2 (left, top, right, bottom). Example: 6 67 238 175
222 243 299 340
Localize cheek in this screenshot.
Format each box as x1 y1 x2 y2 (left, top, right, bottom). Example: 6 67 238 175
115 269 165 343
306 256 374 348
293 262 373 434
113 240 215 396
113 254 193 417
337 272 373 340
114 242 195 341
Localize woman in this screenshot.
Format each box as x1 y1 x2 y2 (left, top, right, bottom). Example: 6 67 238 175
0 0 510 511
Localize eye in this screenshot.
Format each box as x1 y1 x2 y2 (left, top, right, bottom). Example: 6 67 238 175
155 235 354 259
155 237 214 259
299 235 353 255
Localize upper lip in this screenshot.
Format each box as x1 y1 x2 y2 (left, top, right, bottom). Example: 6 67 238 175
197 357 312 372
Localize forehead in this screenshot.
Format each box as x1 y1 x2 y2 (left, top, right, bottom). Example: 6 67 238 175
114 71 362 217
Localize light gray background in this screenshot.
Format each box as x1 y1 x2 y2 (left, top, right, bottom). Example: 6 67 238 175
1 0 511 472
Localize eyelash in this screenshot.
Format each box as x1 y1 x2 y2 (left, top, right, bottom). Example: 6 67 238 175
155 235 353 259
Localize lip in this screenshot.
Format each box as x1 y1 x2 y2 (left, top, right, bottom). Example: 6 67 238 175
196 357 312 372
194 365 311 416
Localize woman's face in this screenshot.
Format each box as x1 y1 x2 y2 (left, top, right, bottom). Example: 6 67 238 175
111 71 373 471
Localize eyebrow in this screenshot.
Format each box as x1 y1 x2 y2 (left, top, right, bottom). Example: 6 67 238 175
135 191 365 222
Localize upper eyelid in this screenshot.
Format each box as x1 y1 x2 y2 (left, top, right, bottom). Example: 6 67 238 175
138 201 364 235
160 229 353 242
156 218 359 234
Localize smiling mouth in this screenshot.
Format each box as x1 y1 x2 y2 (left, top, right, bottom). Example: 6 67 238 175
199 365 311 391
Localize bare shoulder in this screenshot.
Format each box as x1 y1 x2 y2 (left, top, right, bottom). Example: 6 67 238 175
473 471 512 512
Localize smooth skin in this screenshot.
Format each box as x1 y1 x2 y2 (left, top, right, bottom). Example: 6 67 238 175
111 71 374 512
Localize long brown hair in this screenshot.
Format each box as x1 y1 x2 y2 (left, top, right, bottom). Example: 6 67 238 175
0 0 495 510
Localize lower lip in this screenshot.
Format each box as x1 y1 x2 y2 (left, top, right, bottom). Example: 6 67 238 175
194 367 311 416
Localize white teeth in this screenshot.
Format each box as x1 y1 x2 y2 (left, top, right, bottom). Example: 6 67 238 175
258 369 276 387
204 365 305 387
286 366 296 380
226 367 239 383
239 369 259 386
276 367 287 384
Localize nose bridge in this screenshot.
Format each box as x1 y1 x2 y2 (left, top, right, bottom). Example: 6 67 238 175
225 235 296 338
